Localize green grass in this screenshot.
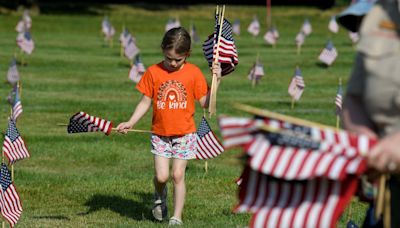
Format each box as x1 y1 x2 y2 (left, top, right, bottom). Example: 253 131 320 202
0 4 367 227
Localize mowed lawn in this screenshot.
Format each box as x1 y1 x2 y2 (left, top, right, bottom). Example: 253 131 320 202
0 4 367 227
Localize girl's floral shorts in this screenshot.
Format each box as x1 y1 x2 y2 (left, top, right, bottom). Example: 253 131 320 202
150 133 197 160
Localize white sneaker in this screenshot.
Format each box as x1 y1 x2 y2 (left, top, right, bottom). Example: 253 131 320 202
169 216 183 226
152 186 168 221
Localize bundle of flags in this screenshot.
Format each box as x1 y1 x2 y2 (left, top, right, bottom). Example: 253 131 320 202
0 163 23 227
165 18 181 32
16 31 34 55
247 16 260 37
288 67 305 101
2 119 30 164
7 59 20 86
129 55 146 83
124 37 140 61
67 112 113 135
195 117 224 160
218 105 376 228
318 40 338 66
233 19 240 36
301 19 312 36
7 86 23 122
248 61 265 85
101 17 115 40
328 16 339 33
202 12 239 76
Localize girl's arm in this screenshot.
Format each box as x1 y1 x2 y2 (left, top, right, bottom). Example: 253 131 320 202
199 62 221 108
116 95 152 134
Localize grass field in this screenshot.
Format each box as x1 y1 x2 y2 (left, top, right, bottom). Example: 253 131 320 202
0 4 368 227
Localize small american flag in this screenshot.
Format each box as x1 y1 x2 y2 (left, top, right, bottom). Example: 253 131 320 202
288 67 305 101
22 10 32 30
68 112 113 135
247 17 260 36
195 117 224 160
295 32 305 47
124 37 140 61
349 32 359 44
165 18 180 32
129 55 146 83
15 20 25 33
101 17 115 38
335 83 343 115
7 59 19 85
301 19 312 36
328 16 339 33
218 114 376 228
248 61 264 82
318 40 338 66
11 86 23 121
2 119 30 164
202 14 239 76
16 31 34 55
119 28 132 48
0 163 22 227
190 24 200 43
263 29 277 45
233 19 240 36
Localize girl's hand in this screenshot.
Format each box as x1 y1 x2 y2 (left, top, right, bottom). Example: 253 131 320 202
211 62 222 79
116 122 134 134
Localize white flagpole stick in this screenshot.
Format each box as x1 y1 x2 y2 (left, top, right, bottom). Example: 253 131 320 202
208 5 225 117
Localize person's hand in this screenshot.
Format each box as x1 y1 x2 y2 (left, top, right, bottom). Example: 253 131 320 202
116 121 134 134
211 62 222 79
367 131 400 173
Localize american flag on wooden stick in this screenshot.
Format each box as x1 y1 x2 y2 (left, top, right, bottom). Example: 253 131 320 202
0 163 22 227
2 119 30 164
67 112 113 135
101 17 115 39
318 40 338 66
328 16 339 33
202 11 239 76
119 28 132 48
10 86 23 121
233 19 240 36
124 37 140 61
195 117 224 160
16 31 34 55
247 16 260 36
129 55 146 83
218 110 376 228
248 61 264 82
295 32 305 47
301 19 312 36
7 59 19 86
288 67 305 101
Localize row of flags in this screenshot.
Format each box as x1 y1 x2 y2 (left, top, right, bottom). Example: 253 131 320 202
218 106 376 228
67 112 224 160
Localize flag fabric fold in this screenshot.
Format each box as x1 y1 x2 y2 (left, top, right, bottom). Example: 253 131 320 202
67 112 113 135
2 119 30 164
195 117 224 160
0 163 22 227
218 112 376 228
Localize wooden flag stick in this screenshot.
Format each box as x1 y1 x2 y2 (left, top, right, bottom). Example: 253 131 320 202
208 5 225 117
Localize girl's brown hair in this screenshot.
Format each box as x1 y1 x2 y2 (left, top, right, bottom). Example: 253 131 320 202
161 27 191 55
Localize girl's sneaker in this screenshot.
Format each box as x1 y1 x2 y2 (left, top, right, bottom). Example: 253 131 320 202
168 216 183 226
152 186 168 221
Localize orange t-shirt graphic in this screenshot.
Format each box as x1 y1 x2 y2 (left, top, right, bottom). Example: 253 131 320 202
136 62 208 136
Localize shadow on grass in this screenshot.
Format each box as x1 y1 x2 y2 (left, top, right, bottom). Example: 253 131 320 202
80 192 153 221
315 62 329 69
33 215 70 220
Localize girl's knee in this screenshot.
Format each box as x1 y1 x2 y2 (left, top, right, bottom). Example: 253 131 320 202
154 174 169 184
171 170 185 183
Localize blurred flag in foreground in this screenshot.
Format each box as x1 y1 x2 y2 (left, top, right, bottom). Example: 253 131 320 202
16 31 34 55
288 67 305 101
129 55 146 83
0 163 22 227
2 119 30 164
318 40 338 66
218 107 376 228
68 112 113 135
7 59 19 86
247 16 260 36
195 117 224 160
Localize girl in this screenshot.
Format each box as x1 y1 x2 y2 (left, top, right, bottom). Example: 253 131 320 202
117 27 220 225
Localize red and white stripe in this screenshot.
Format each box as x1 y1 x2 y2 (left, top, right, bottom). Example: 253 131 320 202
12 102 23 121
195 132 224 160
74 112 113 135
0 185 22 227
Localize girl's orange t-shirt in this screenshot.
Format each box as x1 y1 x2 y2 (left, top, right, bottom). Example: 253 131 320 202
136 62 208 136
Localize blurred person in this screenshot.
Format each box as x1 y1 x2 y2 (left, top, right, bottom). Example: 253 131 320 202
117 27 220 225
342 0 400 226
